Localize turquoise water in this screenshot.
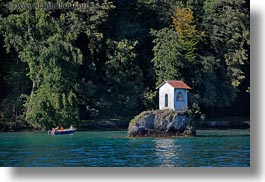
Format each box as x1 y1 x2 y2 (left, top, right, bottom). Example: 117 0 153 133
0 130 250 167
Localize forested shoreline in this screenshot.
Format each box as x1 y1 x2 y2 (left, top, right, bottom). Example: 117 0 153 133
0 0 249 131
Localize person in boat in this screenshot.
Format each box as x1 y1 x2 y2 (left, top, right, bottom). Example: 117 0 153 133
60 126 64 131
70 125 73 130
49 127 56 134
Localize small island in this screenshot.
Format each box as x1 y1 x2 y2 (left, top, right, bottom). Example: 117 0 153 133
128 80 195 137
128 110 195 137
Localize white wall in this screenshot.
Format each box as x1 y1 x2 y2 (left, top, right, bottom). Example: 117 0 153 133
159 83 174 110
159 84 189 111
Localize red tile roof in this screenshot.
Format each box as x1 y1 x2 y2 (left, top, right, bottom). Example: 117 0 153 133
156 80 192 89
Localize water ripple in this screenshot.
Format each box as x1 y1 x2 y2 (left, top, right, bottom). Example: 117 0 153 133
0 130 250 167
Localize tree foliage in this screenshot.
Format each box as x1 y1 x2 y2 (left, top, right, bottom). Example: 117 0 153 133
103 39 144 117
151 28 182 84
0 0 249 130
1 0 114 130
172 7 204 61
203 0 249 88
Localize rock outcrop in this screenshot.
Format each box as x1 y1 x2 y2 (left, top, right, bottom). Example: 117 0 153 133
128 110 196 137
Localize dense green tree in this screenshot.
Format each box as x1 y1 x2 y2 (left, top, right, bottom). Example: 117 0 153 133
1 0 114 130
203 0 249 89
0 57 31 131
151 28 183 84
151 6 203 86
103 0 175 108
201 0 249 111
0 0 31 130
103 39 144 117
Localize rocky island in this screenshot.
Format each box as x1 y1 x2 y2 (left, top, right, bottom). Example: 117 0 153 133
128 110 196 137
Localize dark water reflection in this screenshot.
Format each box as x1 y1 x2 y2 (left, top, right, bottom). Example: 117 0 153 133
0 130 250 167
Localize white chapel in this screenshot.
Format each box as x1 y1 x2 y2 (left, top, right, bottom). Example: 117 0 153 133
156 80 191 111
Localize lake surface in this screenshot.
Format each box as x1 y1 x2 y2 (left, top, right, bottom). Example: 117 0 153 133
0 130 250 167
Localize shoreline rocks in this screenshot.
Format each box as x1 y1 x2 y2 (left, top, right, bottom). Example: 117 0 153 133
128 110 196 137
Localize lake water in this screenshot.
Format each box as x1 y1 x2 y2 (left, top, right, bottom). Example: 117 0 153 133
0 130 250 167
